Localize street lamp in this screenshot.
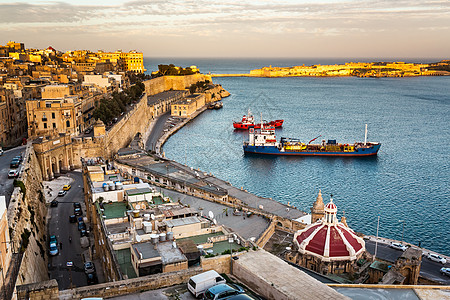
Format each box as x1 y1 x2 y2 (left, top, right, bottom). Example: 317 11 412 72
399 220 406 245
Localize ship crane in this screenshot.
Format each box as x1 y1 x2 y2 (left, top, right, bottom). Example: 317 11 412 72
308 135 322 145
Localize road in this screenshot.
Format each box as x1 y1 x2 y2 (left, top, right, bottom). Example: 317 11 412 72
0 146 26 205
145 111 171 151
47 171 100 289
365 240 450 284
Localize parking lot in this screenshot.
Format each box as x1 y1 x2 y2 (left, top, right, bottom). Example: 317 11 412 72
0 146 26 205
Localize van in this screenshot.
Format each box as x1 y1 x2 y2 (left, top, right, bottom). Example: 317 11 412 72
187 270 226 298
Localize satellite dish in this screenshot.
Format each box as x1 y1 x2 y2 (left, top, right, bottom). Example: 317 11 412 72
136 235 142 242
208 211 214 219
136 204 141 209
151 214 155 220
213 219 217 225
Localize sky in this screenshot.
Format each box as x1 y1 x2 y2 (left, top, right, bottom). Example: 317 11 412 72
1 0 449 59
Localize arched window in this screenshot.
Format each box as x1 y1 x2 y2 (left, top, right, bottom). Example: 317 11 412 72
66 120 70 127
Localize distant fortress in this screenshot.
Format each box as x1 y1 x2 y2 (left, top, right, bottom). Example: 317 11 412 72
211 60 450 78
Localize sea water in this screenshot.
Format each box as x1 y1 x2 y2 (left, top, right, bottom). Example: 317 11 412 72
144 58 450 255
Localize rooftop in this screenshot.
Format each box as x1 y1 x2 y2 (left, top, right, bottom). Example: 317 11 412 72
101 202 128 219
157 242 187 265
132 242 160 260
164 216 202 228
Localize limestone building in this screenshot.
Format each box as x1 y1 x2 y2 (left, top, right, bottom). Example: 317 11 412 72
289 194 366 275
311 190 325 223
170 94 206 118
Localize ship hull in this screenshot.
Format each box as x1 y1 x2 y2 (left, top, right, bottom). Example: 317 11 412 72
243 143 381 156
234 120 284 130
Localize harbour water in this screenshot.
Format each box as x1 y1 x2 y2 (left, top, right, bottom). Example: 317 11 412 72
144 58 450 255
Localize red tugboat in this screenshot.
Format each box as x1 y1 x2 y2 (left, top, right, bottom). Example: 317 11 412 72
233 110 284 130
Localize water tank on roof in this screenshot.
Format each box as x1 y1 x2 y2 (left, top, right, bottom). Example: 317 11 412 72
102 183 109 191
150 234 159 244
143 222 152 234
109 182 115 191
167 231 174 241
143 214 150 221
134 177 139 183
115 182 123 190
133 210 139 218
159 233 166 242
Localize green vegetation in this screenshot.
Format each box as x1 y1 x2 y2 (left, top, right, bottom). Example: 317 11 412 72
92 81 145 125
20 228 31 253
13 179 26 197
189 80 211 94
126 71 151 84
152 64 199 78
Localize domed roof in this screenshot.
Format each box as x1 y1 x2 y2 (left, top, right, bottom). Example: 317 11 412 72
294 198 365 262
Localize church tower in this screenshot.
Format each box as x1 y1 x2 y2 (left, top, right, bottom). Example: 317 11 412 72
311 190 325 223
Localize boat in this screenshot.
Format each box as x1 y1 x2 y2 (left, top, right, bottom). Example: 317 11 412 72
243 124 381 156
208 101 223 109
233 110 284 130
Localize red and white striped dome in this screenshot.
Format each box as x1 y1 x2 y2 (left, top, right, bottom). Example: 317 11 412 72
293 198 365 262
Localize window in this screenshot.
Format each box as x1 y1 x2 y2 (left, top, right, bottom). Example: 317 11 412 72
66 120 70 127
52 112 55 119
43 123 47 129
53 123 56 128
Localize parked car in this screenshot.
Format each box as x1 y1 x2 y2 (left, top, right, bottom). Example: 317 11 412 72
84 127 93 134
63 184 71 191
227 295 258 300
8 169 19 178
440 267 450 276
84 261 96 274
74 207 83 216
80 229 88 237
50 200 59 207
10 158 20 168
86 272 98 285
389 242 407 251
0 148 3 156
188 270 226 298
49 235 58 256
73 202 81 209
78 221 86 231
15 155 23 162
58 190 67 197
69 215 77 223
203 283 245 300
427 253 447 264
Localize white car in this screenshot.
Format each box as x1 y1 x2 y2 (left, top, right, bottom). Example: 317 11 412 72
427 253 447 264
440 267 450 276
390 242 408 251
0 148 3 156
8 169 19 178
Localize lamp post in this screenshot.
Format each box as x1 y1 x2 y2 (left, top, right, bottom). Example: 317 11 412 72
374 216 380 261
228 235 233 274
399 220 406 244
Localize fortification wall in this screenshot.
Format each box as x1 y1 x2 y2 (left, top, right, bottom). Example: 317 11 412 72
144 74 212 96
9 144 49 293
104 93 153 159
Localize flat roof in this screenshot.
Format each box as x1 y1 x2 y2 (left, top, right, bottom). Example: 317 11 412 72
148 90 185 106
132 242 160 260
157 241 187 265
126 187 152 196
164 216 201 228
101 202 128 219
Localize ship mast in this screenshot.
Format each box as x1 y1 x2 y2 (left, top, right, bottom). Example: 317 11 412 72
364 124 368 146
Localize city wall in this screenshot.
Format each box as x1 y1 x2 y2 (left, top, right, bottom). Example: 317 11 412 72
7 144 49 298
144 74 212 96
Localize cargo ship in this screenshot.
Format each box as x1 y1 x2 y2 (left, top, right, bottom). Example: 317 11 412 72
243 124 381 156
233 110 284 130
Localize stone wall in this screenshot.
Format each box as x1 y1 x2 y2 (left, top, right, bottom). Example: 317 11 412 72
201 254 231 274
9 144 49 294
104 93 153 159
144 74 212 96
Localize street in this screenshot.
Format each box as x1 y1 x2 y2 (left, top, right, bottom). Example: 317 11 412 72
47 171 103 289
365 240 450 284
145 111 171 151
0 146 26 205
